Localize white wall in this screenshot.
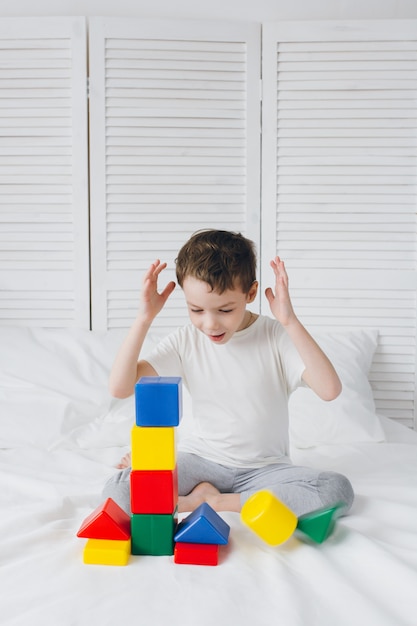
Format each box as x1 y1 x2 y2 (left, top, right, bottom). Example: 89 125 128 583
3 0 417 21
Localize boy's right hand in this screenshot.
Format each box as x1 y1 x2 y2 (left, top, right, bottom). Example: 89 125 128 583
140 259 176 322
109 259 174 398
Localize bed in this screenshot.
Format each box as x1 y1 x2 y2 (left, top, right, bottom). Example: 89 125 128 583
1 325 417 626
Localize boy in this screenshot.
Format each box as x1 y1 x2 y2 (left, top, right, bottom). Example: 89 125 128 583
104 230 354 517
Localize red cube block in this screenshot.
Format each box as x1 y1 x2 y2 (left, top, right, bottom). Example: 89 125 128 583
130 466 178 514
174 542 219 566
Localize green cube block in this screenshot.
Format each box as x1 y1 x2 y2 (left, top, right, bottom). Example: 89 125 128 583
131 512 177 556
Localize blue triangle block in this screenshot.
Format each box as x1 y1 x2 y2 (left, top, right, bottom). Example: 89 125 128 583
174 503 230 545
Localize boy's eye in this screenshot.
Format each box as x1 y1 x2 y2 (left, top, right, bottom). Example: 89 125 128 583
190 308 203 313
220 309 233 313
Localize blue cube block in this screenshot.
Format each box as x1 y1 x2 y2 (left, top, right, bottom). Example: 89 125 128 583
135 376 182 427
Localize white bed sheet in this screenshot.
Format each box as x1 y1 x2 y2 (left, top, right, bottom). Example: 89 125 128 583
1 328 417 626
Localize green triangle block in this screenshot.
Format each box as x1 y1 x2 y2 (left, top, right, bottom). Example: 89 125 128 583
296 503 345 544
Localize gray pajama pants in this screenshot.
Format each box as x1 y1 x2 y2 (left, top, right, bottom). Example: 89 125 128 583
102 451 354 518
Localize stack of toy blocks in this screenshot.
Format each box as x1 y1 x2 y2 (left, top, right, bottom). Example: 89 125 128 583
77 376 233 566
174 502 230 566
77 497 131 565
130 376 182 556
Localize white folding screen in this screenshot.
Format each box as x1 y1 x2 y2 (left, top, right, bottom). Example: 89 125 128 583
89 18 261 333
1 16 416 428
0 18 89 328
262 20 417 428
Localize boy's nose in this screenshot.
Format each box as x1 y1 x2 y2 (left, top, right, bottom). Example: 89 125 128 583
205 314 219 331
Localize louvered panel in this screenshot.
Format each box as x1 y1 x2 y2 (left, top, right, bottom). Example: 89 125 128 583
0 18 89 328
290 287 416 428
90 18 261 332
262 21 417 429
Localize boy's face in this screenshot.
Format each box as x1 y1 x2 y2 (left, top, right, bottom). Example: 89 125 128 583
182 276 258 345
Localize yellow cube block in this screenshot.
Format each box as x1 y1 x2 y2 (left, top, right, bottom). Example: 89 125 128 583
83 538 131 566
240 490 297 546
131 425 176 470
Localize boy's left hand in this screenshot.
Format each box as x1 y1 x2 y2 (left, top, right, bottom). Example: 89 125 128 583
265 257 296 327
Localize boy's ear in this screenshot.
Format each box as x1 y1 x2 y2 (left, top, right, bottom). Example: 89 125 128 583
246 281 258 303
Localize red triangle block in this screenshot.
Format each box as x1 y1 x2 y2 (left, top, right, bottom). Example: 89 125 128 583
77 498 131 540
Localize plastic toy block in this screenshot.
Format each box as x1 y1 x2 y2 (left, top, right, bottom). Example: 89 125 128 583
130 467 178 515
131 425 176 470
131 512 177 556
77 497 131 540
296 503 345 544
135 376 182 427
240 490 297 546
174 542 219 566
83 538 131 566
174 502 230 545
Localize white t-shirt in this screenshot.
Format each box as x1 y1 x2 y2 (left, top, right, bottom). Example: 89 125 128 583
145 315 305 468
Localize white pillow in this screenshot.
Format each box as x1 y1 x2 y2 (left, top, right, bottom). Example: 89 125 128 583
0 327 124 449
0 326 187 451
289 329 385 447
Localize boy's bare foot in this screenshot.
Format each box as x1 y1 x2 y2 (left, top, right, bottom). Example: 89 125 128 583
178 482 220 513
116 452 131 469
178 482 241 514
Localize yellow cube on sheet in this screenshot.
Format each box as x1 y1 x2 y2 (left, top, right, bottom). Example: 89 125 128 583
131 425 176 470
83 538 131 566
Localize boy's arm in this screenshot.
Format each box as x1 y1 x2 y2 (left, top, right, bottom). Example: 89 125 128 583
265 257 342 401
108 260 176 398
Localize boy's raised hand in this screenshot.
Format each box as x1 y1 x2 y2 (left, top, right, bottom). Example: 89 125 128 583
140 259 176 322
109 260 175 399
265 257 296 327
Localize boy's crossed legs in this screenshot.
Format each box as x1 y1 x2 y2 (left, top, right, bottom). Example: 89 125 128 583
103 451 354 517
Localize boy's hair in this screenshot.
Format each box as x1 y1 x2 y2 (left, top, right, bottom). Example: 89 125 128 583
175 229 257 294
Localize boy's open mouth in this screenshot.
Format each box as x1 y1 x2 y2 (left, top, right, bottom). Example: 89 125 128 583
208 333 226 343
